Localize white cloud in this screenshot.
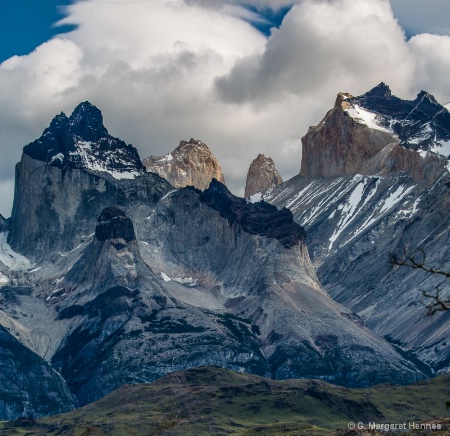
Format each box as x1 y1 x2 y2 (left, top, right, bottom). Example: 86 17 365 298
184 0 296 11
408 33 450 103
0 180 14 220
0 0 449 218
216 0 415 103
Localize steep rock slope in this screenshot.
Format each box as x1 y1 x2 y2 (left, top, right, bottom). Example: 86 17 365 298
245 154 283 199
29 184 425 404
266 83 450 375
0 324 76 420
0 101 429 412
49 206 269 405
143 139 225 190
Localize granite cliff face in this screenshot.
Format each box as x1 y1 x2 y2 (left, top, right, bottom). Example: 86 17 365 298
8 103 171 263
245 154 283 199
143 138 225 190
266 83 450 376
300 84 447 181
0 101 429 417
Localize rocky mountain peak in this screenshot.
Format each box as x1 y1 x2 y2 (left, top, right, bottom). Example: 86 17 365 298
68 101 108 142
244 154 283 199
23 102 144 179
142 138 225 190
95 207 136 243
176 138 208 152
334 92 353 108
301 83 450 179
365 82 392 99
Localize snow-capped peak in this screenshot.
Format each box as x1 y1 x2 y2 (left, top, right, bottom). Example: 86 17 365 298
344 84 450 159
23 102 145 180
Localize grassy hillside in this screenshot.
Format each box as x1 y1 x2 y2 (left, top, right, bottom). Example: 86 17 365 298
1 366 449 435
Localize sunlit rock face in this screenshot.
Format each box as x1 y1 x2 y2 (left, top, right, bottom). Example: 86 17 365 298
143 138 225 190
301 83 449 181
245 154 283 199
266 83 450 378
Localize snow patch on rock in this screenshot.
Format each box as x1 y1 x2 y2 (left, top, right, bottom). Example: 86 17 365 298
0 233 32 271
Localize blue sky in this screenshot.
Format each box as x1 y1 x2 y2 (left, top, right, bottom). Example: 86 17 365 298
0 1 75 62
0 0 450 217
0 1 290 63
2 1 450 64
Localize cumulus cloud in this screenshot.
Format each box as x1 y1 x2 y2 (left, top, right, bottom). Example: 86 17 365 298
408 33 450 103
215 0 415 104
0 0 449 217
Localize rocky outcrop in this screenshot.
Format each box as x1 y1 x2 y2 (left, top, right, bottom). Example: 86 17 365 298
51 206 270 404
8 154 172 263
200 179 304 248
300 83 449 181
244 154 283 199
0 325 76 420
95 207 136 243
351 83 450 148
143 139 225 190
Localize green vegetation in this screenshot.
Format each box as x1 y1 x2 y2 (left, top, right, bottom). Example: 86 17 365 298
1 366 449 435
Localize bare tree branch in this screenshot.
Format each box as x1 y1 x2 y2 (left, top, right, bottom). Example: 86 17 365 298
390 249 450 315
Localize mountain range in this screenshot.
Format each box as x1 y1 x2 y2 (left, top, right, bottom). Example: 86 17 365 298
0 83 449 421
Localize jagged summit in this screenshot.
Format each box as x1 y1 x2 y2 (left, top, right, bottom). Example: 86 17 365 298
143 138 225 190
244 154 283 200
23 102 145 179
200 179 305 248
362 82 393 99
68 101 108 142
301 83 450 179
350 85 450 149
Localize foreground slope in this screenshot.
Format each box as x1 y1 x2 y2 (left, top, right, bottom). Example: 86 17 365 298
1 366 449 436
266 83 450 375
